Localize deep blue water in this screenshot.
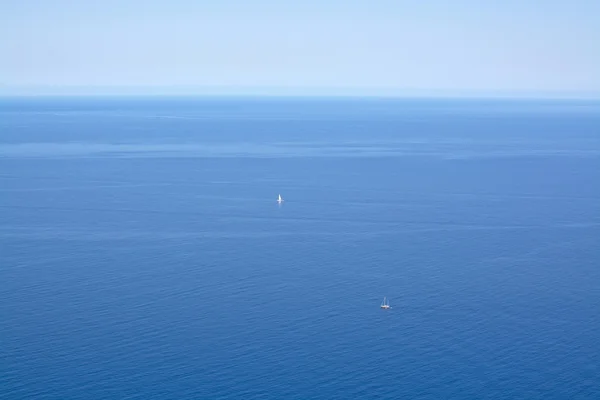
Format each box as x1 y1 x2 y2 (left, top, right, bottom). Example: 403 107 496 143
1 97 599 399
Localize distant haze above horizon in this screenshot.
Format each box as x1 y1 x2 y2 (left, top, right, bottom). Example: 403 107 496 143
2 0 599 97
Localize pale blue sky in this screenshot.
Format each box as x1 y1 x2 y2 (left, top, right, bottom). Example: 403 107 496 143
1 0 599 96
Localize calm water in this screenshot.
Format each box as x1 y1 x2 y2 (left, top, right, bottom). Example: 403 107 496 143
1 97 599 399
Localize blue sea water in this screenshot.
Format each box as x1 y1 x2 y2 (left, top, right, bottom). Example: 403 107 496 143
1 97 599 399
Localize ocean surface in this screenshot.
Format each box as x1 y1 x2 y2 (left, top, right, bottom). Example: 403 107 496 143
1 97 599 399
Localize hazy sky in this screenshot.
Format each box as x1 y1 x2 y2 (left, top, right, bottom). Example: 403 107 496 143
1 0 599 95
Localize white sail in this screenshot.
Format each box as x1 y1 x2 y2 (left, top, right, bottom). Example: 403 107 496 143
381 296 390 309
277 194 283 203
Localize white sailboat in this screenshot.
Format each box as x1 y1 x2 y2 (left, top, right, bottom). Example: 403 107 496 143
277 194 283 204
380 296 391 309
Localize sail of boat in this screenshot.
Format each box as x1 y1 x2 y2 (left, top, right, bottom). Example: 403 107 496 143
380 296 391 309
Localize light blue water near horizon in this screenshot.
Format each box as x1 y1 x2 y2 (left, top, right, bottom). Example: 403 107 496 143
1 97 600 399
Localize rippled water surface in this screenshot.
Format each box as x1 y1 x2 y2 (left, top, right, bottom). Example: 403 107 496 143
1 97 600 399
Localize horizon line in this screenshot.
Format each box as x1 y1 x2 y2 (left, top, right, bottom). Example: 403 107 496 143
1 86 599 101
1 94 599 101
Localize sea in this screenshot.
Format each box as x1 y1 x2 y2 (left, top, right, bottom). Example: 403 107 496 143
1 96 599 399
